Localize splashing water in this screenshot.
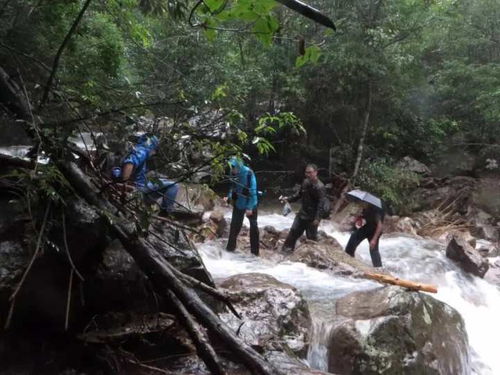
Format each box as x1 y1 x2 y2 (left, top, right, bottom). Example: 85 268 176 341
199 209 500 374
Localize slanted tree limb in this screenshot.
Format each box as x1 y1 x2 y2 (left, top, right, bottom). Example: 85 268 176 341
165 288 226 375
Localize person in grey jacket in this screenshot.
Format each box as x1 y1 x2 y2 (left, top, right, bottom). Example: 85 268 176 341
281 164 327 252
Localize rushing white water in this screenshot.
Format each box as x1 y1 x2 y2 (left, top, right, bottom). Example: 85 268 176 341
198 208 500 374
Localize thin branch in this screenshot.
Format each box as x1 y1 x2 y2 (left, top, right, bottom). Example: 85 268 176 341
65 268 74 331
39 0 93 109
62 211 85 281
5 202 51 329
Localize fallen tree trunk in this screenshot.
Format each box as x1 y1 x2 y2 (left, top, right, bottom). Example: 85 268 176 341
60 161 279 375
364 272 438 293
165 289 226 375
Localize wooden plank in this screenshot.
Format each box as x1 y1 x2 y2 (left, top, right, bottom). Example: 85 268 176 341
364 272 438 293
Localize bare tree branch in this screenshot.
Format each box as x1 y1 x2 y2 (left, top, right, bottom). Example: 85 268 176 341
39 0 93 110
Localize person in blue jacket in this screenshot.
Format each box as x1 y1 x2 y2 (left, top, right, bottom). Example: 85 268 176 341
120 134 178 212
223 157 260 256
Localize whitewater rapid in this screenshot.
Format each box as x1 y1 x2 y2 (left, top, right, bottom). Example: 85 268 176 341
197 209 500 374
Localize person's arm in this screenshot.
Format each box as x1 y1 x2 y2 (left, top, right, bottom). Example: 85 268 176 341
121 163 134 182
313 183 327 224
285 183 303 203
369 214 384 249
245 171 258 216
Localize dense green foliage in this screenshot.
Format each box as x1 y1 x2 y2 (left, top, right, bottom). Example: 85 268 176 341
1 0 499 208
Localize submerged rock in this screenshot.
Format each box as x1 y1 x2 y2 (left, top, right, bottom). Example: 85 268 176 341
329 286 470 375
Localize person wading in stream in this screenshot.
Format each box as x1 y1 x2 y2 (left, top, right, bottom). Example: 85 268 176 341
345 202 384 267
224 157 260 256
119 134 179 212
280 164 327 252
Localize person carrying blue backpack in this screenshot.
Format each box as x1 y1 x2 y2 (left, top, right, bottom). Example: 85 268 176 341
223 157 260 256
119 134 178 212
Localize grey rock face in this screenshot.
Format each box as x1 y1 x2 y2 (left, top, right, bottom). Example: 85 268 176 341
328 286 470 375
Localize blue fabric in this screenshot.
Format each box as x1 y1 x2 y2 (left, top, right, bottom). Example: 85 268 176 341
141 179 179 212
228 164 258 210
122 136 178 212
122 136 159 187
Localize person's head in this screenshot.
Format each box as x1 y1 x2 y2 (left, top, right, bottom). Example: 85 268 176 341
304 164 318 182
228 156 244 175
137 134 159 155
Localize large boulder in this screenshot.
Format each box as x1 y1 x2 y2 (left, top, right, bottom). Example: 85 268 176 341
328 286 470 375
217 273 311 358
446 233 489 277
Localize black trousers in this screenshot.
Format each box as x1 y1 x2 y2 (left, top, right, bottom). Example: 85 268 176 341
283 216 318 251
345 225 382 267
226 206 259 255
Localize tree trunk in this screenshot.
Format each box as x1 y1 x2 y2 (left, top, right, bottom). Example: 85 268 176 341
352 81 372 179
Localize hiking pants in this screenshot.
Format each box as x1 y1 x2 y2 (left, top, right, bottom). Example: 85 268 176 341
141 179 179 212
226 206 259 255
345 225 382 267
282 216 318 252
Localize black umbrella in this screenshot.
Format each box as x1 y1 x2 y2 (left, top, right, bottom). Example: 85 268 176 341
346 190 382 209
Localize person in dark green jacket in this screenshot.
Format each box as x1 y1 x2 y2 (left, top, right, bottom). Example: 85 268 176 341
281 164 327 252
224 157 260 255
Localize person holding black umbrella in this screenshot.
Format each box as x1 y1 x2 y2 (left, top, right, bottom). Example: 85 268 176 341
345 190 384 267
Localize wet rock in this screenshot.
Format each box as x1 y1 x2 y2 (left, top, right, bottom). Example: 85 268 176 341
157 350 334 375
288 240 372 276
191 210 227 243
209 210 227 237
446 234 489 277
329 286 470 375
218 273 311 358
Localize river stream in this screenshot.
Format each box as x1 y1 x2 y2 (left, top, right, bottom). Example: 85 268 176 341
198 207 500 375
